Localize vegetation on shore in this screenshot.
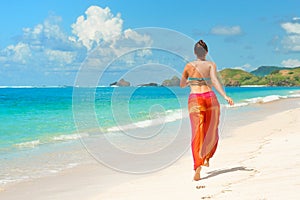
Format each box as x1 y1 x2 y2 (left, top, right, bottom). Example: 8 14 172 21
219 66 300 86
110 66 300 87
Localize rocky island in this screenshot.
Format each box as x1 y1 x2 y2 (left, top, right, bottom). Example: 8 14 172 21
109 78 130 87
137 83 159 87
161 76 180 87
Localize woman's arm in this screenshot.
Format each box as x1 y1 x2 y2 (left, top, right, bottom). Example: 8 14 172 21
210 62 234 105
180 65 189 88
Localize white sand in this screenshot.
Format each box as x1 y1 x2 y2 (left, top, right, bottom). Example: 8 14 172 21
96 107 300 200
1 101 300 200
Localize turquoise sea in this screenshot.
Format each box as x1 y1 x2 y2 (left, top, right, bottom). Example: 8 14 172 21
0 86 300 184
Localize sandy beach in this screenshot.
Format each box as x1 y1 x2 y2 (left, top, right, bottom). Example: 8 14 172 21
0 98 299 200
1 1 300 199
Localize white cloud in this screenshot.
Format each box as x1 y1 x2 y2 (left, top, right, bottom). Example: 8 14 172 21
4 43 32 64
71 6 123 50
123 29 152 45
45 49 76 65
72 8 154 73
0 56 6 62
210 26 242 35
281 59 300 67
0 14 83 71
0 5 152 71
233 63 253 71
281 19 300 52
293 17 300 21
22 15 70 48
70 6 152 60
0 5 154 85
281 22 300 34
110 28 152 57
281 35 300 51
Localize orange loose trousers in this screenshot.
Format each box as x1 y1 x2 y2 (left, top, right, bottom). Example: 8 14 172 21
188 91 220 170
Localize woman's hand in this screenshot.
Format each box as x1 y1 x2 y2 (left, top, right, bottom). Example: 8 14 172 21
224 95 234 106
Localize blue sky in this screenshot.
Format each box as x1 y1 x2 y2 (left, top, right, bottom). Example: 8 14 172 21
0 0 300 86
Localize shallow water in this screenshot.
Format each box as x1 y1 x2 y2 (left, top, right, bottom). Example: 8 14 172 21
0 86 299 185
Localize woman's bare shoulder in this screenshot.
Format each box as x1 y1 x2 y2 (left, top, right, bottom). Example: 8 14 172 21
184 62 195 69
205 61 216 68
187 61 195 66
205 60 216 65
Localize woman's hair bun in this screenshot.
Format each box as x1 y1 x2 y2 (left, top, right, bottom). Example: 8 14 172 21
194 39 208 57
198 40 206 46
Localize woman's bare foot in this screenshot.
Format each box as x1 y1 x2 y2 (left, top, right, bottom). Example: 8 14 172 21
193 166 201 181
203 158 210 167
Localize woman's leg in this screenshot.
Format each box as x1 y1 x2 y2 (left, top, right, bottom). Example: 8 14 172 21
193 166 202 181
190 111 205 170
201 96 220 163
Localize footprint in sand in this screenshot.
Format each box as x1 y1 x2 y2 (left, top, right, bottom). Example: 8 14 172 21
196 185 206 189
201 196 212 199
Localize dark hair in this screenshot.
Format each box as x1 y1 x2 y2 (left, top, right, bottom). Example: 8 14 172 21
194 40 208 58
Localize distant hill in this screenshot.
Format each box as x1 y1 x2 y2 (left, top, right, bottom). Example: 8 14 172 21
109 66 300 87
250 66 290 77
219 68 259 86
220 67 300 86
261 67 300 86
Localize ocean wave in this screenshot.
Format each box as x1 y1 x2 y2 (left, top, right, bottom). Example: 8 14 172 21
14 140 41 148
13 133 88 149
53 133 84 141
107 109 188 132
107 92 300 131
97 85 109 88
0 86 69 88
287 90 300 98
0 86 37 88
0 162 80 186
225 93 299 108
0 178 19 185
240 85 267 87
245 95 283 104
289 94 300 98
225 102 249 108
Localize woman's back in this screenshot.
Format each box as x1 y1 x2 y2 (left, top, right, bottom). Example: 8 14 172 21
188 60 212 78
186 60 213 93
180 39 233 105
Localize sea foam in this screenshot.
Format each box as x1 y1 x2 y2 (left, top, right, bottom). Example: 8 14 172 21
224 93 297 108
53 134 83 141
13 133 88 149
14 140 41 148
107 109 188 132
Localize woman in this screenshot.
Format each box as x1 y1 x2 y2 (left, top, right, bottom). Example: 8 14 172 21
180 40 234 181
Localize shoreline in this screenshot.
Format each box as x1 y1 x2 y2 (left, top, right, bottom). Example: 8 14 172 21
0 97 300 199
